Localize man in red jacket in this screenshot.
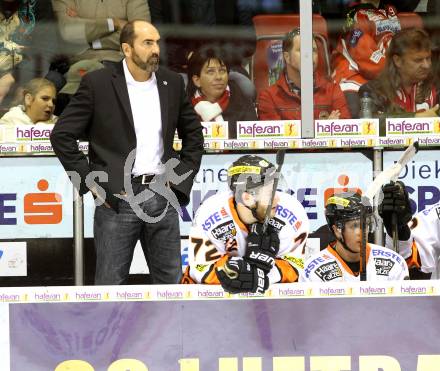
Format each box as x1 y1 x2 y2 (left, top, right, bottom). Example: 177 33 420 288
257 27 351 121
332 1 401 117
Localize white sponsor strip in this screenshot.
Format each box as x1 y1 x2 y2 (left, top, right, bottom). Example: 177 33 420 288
3 119 440 153
237 120 301 139
13 124 54 142
201 121 229 139
416 135 440 146
0 143 19 153
386 117 440 136
2 138 384 152
315 119 379 139
6 136 440 152
0 281 438 304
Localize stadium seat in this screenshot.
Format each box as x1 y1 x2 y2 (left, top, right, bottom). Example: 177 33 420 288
397 12 424 30
251 14 330 94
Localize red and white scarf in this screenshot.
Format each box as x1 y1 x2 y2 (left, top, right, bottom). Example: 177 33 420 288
395 83 437 113
191 86 230 122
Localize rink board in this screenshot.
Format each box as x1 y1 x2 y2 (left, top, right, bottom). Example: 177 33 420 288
2 281 440 371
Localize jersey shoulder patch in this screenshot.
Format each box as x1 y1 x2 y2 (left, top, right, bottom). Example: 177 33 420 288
349 29 363 47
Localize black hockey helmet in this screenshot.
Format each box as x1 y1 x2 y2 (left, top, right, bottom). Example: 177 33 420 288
325 192 374 233
227 155 276 197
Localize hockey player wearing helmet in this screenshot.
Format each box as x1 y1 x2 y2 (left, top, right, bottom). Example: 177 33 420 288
181 154 310 294
300 192 408 282
380 181 440 279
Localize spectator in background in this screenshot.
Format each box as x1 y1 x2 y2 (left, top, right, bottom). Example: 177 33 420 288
51 0 150 64
332 1 401 118
54 59 104 116
257 28 351 121
359 28 439 118
187 47 257 139
0 0 37 106
0 78 57 125
430 30 440 101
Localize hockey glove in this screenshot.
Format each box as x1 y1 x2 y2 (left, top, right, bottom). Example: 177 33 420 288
216 257 269 294
244 223 280 273
379 181 412 240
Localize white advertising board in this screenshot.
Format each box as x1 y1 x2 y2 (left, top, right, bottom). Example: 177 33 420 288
383 150 440 213
0 152 372 238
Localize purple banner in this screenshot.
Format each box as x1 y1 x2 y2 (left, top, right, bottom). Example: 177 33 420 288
9 298 440 370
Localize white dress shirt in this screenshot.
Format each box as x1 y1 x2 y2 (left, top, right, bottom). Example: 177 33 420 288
123 59 164 176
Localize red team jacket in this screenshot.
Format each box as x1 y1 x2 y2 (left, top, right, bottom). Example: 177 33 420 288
257 73 351 120
332 3 401 92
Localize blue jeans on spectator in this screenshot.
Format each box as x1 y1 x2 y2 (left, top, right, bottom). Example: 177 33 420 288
93 181 181 285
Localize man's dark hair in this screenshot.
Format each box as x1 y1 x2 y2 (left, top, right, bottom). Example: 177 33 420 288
120 20 142 47
375 28 432 112
282 28 301 53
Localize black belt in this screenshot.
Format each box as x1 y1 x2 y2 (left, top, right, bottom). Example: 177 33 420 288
131 174 156 184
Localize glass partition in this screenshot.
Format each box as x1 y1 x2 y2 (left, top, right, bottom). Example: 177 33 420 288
1 1 440 286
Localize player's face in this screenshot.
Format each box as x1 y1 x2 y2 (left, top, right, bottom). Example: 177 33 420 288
252 181 280 222
192 58 228 102
25 86 56 123
283 36 318 73
126 22 160 73
394 48 431 84
341 219 362 255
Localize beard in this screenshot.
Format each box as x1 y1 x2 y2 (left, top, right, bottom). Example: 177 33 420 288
132 51 159 73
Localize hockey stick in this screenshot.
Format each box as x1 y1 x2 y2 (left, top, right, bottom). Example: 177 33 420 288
262 149 286 234
365 141 419 201
360 203 367 281
365 141 419 253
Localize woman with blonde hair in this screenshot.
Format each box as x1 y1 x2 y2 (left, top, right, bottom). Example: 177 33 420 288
0 78 57 125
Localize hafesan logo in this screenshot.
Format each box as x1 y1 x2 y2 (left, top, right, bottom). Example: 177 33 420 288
362 121 376 135
284 122 297 136
434 120 440 133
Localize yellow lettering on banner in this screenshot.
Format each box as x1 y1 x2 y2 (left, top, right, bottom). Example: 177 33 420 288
179 358 199 371
417 355 440 370
243 357 262 371
359 356 401 371
310 356 351 371
107 359 148 371
55 360 94 371
219 357 238 371
273 356 305 371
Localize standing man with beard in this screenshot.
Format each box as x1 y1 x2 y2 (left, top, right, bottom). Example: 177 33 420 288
50 20 204 285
